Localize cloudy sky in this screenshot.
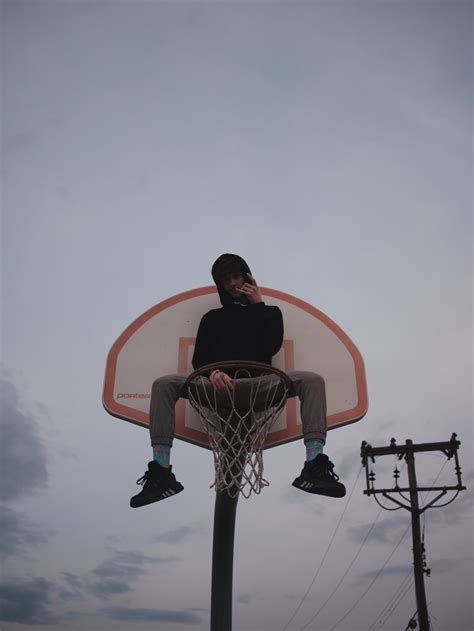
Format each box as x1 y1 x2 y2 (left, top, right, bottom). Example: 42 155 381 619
1 1 472 630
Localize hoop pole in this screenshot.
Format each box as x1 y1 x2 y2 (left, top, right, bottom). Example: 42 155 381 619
211 490 239 631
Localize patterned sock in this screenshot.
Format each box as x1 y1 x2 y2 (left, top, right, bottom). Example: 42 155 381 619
153 444 171 467
305 439 324 461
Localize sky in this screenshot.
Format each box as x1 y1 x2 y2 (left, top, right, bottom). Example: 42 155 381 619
1 1 472 630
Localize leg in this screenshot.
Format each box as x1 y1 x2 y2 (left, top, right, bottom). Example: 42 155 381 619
287 371 327 445
288 371 346 498
231 374 286 411
149 374 187 447
130 374 186 509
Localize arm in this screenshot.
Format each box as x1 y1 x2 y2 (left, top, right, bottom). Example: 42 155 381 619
249 303 284 357
236 274 283 358
192 311 234 390
192 313 213 370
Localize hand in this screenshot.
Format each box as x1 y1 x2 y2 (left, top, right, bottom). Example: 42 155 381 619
235 273 263 304
210 370 234 391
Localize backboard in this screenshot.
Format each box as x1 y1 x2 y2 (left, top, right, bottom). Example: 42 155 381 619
102 287 368 449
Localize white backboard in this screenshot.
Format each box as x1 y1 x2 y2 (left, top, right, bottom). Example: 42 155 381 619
103 286 368 449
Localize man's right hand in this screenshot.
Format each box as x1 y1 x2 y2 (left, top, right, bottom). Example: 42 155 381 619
209 369 234 391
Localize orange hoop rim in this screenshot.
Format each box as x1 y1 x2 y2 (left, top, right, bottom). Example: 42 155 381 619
183 360 294 394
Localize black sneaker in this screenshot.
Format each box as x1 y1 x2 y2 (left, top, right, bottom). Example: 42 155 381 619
292 454 346 498
130 461 184 508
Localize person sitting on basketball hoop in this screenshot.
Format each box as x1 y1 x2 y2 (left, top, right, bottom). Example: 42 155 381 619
130 253 346 508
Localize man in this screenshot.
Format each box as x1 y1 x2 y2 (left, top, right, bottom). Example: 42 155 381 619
130 254 345 508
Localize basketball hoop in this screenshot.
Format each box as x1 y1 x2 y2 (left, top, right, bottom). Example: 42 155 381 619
183 361 293 498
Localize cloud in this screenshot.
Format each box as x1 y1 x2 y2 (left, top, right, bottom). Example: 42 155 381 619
88 559 145 598
0 546 199 623
152 525 205 544
0 379 48 501
358 556 467 581
0 577 58 625
347 514 410 545
0 544 185 624
108 548 176 565
0 505 55 559
0 545 182 616
61 572 85 590
280 486 330 517
102 605 202 624
87 547 178 598
429 557 474 574
357 563 414 580
422 490 473 525
334 450 362 481
58 573 86 601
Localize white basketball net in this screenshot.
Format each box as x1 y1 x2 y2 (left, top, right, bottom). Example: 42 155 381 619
186 366 291 498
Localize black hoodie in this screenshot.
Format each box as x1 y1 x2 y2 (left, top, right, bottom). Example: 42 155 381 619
191 254 284 370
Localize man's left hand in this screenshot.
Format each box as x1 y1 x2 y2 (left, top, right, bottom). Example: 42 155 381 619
236 273 263 304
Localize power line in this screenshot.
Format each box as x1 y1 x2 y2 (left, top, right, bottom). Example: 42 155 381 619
321 457 451 630
298 503 386 630
296 460 409 630
361 434 466 631
369 571 413 630
282 440 463 631
374 576 415 629
365 458 449 631
281 464 363 631
327 519 411 630
293 465 408 630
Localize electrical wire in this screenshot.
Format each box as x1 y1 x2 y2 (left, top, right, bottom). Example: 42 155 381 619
369 461 414 630
372 492 404 511
289 459 408 630
423 490 460 509
320 456 450 630
298 504 387 630
286 452 454 631
372 576 415 629
428 601 437 629
281 465 364 631
326 520 412 630
369 571 413 630
363 457 451 631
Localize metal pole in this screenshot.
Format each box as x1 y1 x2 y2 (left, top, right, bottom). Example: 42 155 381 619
210 490 239 631
405 441 430 631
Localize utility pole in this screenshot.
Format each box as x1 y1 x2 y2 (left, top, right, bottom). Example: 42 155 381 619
360 433 466 631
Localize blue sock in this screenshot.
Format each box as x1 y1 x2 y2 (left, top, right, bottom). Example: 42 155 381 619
305 440 324 461
153 444 171 467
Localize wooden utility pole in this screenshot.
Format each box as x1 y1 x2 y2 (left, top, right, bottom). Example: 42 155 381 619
405 445 429 630
360 433 466 631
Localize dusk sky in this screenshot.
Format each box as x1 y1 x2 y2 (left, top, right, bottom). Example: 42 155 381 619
1 1 472 630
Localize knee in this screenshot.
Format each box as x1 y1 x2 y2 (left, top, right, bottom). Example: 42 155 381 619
301 372 326 390
310 372 325 385
151 374 181 393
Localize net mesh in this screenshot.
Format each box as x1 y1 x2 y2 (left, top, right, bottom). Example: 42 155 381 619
185 363 291 498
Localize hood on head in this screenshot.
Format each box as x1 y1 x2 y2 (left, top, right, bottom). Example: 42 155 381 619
211 253 252 306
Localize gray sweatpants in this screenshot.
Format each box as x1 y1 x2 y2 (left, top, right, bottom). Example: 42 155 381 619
149 371 327 447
